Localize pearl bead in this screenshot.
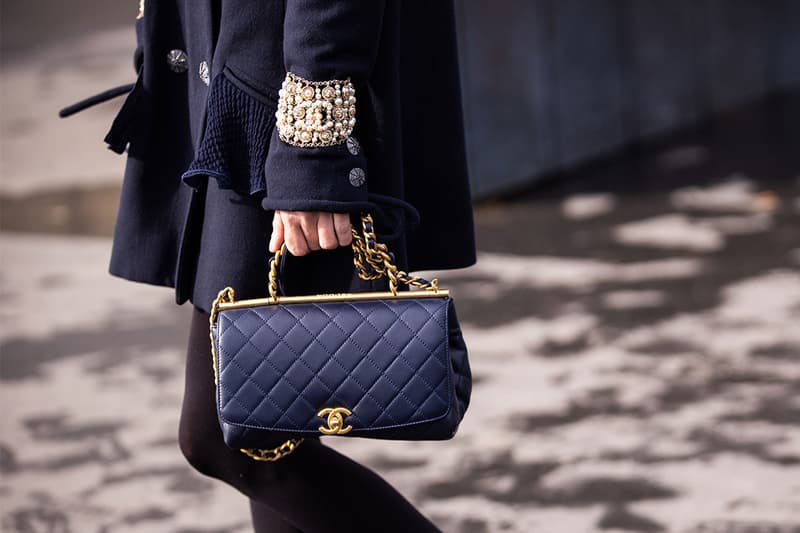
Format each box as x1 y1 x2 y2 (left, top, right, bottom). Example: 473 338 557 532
277 72 356 146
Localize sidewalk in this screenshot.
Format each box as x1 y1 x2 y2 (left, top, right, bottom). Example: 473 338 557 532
3 172 800 532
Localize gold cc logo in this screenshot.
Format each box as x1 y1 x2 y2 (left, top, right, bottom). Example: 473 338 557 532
317 407 353 435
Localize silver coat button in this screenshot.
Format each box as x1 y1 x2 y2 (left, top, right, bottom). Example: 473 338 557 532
346 136 360 156
349 168 366 187
166 49 188 73
198 60 210 86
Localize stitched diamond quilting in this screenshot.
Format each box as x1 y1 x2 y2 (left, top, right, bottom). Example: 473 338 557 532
215 297 453 433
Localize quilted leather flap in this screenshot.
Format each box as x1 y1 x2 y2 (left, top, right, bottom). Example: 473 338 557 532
214 296 453 434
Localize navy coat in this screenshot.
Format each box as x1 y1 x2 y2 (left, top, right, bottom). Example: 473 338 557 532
79 0 475 312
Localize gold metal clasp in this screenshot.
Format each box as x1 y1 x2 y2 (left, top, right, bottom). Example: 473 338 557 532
317 407 353 435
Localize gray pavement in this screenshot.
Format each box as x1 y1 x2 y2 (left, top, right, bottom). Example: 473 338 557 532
2 4 800 533
2 177 799 533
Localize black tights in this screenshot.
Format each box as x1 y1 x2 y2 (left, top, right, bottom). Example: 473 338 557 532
179 305 441 533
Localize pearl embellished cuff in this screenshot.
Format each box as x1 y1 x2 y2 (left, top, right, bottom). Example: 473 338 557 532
275 72 356 148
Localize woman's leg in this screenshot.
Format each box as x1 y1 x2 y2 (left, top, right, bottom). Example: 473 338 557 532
249 500 304 533
179 305 441 533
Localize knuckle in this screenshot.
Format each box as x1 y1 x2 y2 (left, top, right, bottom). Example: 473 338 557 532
285 213 303 225
304 233 320 249
319 233 338 249
287 239 308 256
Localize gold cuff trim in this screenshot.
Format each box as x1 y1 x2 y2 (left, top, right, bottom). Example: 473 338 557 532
276 72 356 148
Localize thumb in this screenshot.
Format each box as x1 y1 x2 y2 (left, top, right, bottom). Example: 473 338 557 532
269 212 284 252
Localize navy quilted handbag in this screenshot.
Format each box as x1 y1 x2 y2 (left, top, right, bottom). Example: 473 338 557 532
209 214 471 461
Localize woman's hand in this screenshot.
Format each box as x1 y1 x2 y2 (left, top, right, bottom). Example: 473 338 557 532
269 211 352 256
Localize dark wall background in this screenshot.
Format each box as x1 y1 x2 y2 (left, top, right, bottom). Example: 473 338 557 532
3 0 797 200
455 0 800 198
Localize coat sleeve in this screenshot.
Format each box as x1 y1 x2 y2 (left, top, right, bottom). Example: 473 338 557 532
260 0 386 213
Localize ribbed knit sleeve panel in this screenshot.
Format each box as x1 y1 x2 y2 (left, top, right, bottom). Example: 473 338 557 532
182 67 276 196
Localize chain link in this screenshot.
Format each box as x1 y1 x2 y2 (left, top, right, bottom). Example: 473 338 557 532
350 213 439 294
268 246 282 300
209 287 235 384
240 439 305 462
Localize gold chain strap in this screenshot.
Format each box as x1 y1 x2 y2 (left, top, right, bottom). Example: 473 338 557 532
239 439 304 462
269 213 438 297
350 213 438 294
210 287 304 462
209 287 235 385
268 244 283 300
